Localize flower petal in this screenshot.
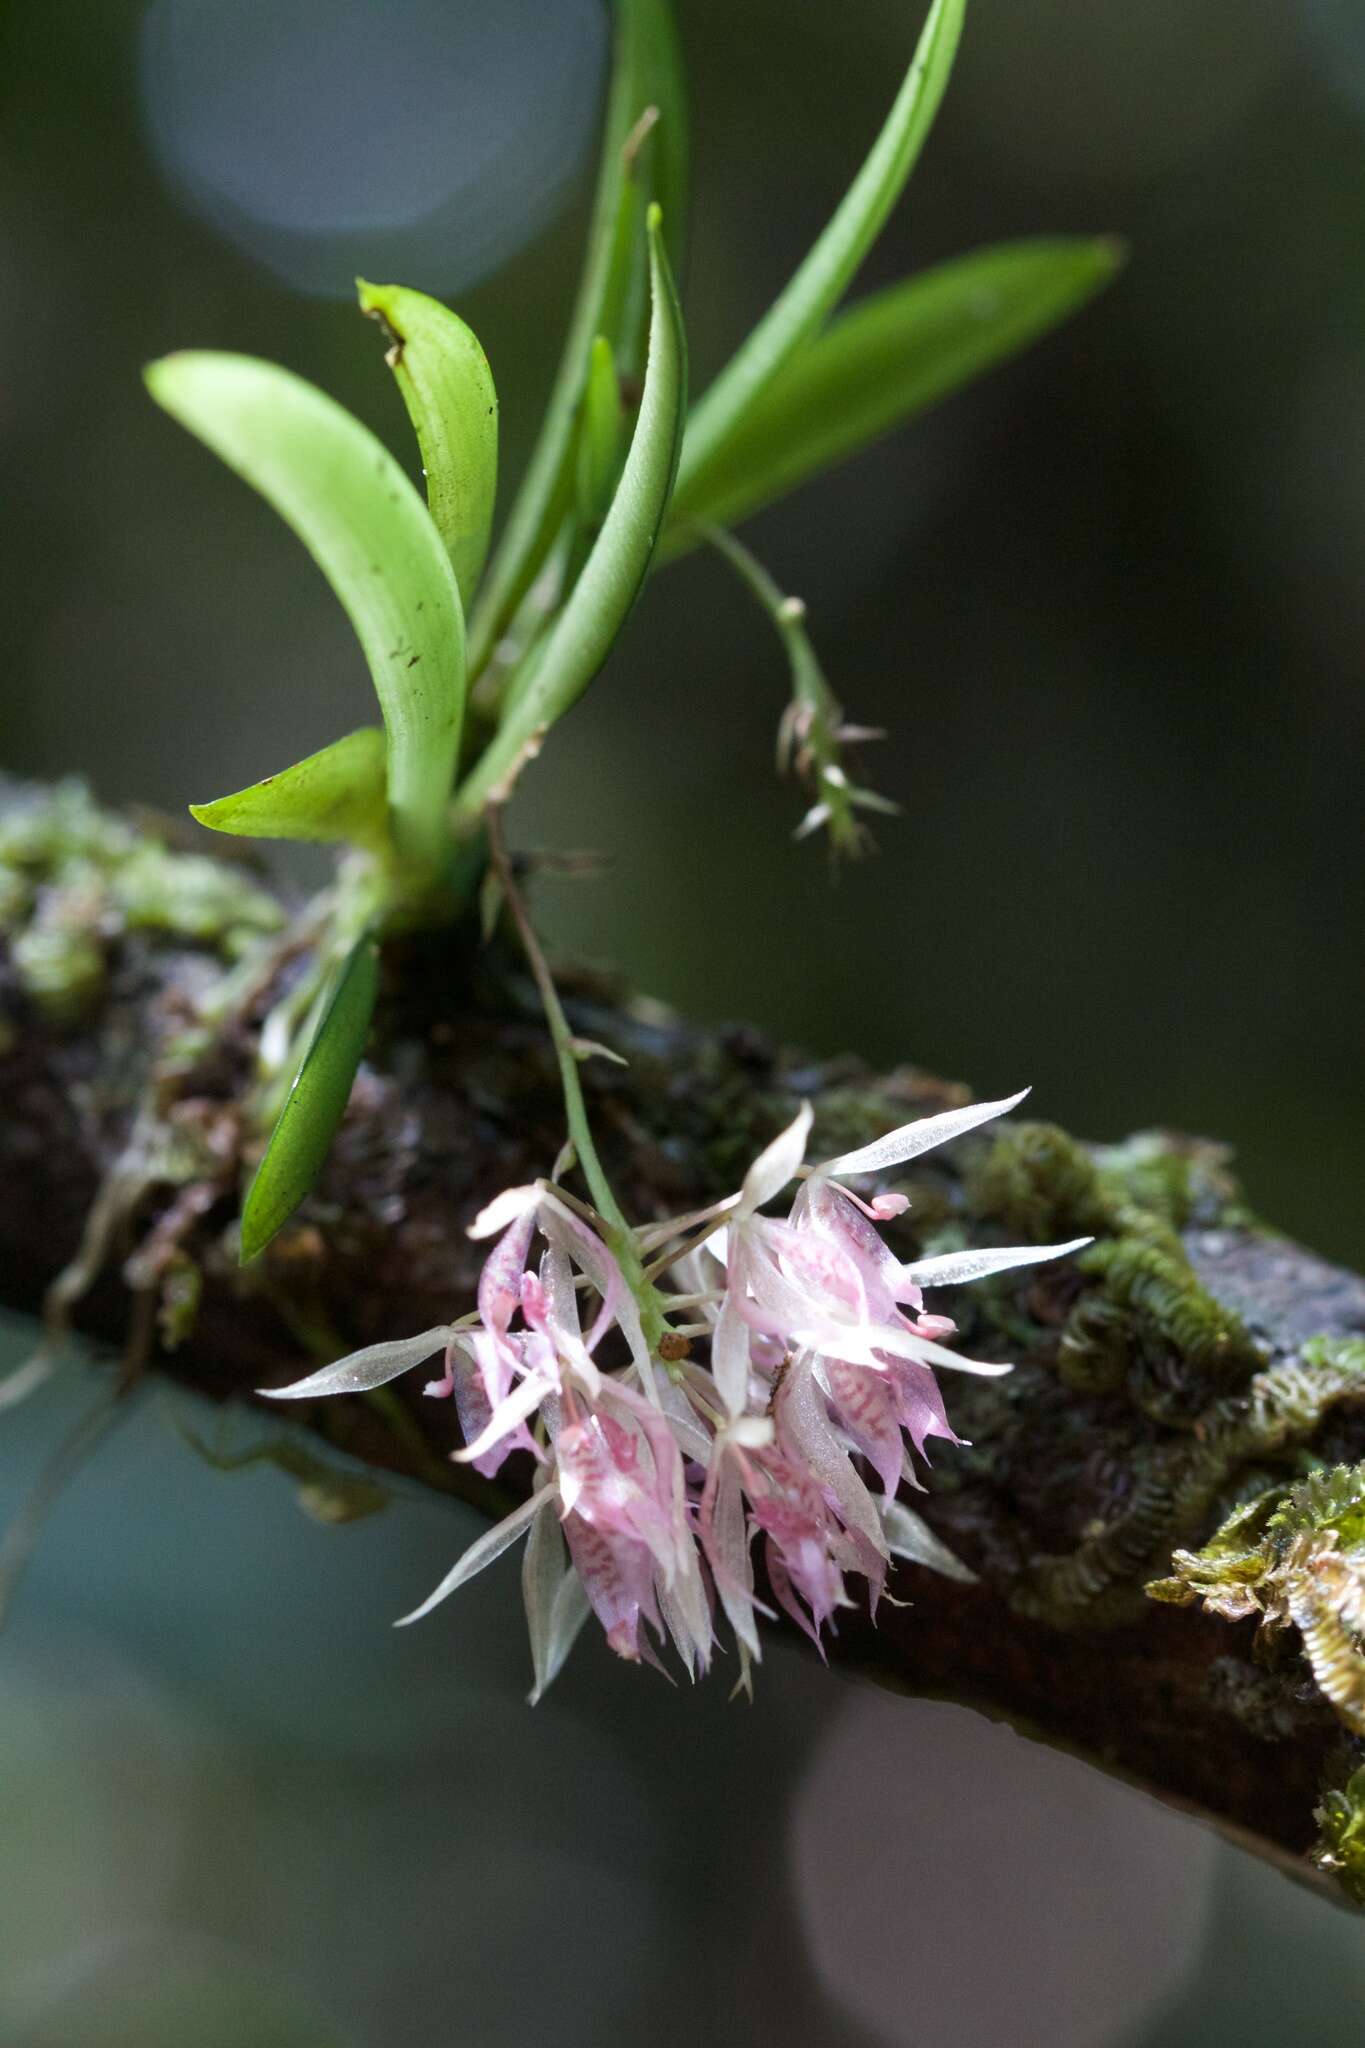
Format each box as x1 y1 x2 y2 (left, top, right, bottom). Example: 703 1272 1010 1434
467 1184 540 1239
478 1205 538 1336
711 1291 754 1419
780 1355 888 1567
832 1321 1013 1378
452 1369 556 1465
656 1373 716 1466
704 1454 763 1660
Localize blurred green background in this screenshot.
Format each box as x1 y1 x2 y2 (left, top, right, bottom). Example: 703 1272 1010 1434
2 1 1364 2041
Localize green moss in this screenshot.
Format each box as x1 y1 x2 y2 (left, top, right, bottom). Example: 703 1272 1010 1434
1315 1762 1365 1905
1 781 281 1024
156 1253 203 1352
1092 1129 1246 1231
966 1120 1109 1241
1138 1347 1365 1900
10 896 108 1023
1020 1340 1365 1630
1063 1237 1261 1418
111 841 280 949
966 1113 1244 1245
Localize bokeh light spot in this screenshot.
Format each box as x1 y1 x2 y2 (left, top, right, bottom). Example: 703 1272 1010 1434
139 0 606 295
791 1692 1217 2048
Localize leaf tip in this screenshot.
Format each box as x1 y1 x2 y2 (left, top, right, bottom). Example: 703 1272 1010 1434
237 1222 267 1268
1093 234 1128 278
142 355 178 404
237 1174 280 1266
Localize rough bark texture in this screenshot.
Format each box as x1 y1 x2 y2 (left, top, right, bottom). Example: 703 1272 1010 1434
4 775 1365 1901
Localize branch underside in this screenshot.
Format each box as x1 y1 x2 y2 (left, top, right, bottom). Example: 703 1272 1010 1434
3 777 1365 1900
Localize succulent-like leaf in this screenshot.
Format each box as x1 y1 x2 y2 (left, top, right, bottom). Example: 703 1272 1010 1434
465 0 689 674
453 207 686 825
357 280 498 606
577 335 625 530
145 352 465 872
670 235 1121 538
239 935 379 1262
190 727 388 849
675 0 965 506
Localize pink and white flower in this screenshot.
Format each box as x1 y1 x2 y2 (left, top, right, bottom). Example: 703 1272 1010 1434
261 1085 1091 1697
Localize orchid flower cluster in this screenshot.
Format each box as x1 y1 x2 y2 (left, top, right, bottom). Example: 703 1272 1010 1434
266 1088 1088 1696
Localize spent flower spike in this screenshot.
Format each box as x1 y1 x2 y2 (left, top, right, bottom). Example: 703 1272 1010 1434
262 1086 1090 1696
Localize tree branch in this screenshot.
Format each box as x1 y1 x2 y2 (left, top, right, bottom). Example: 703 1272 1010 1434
3 775 1365 1901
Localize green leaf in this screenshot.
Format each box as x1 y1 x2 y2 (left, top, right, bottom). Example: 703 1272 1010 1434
452 206 686 827
465 0 689 676
189 727 389 849
357 280 498 607
576 336 625 530
675 0 965 511
668 237 1121 539
239 935 379 1262
145 352 465 873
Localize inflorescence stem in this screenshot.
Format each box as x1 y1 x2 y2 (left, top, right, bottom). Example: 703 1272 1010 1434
486 810 668 1349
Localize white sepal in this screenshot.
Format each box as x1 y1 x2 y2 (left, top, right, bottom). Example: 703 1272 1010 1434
395 1491 542 1627
259 1327 455 1400
522 1492 591 1703
881 1498 977 1584
818 1089 1030 1180
710 1291 753 1419
903 1236 1092 1290
740 1102 813 1214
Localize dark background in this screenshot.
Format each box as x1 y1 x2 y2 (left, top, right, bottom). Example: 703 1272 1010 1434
2 3 1364 2042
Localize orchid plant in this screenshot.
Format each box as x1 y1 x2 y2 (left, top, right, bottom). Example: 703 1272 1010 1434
147 0 1116 1264
140 0 1110 1688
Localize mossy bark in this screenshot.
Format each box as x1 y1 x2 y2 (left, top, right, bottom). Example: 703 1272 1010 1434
4 776 1365 1900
